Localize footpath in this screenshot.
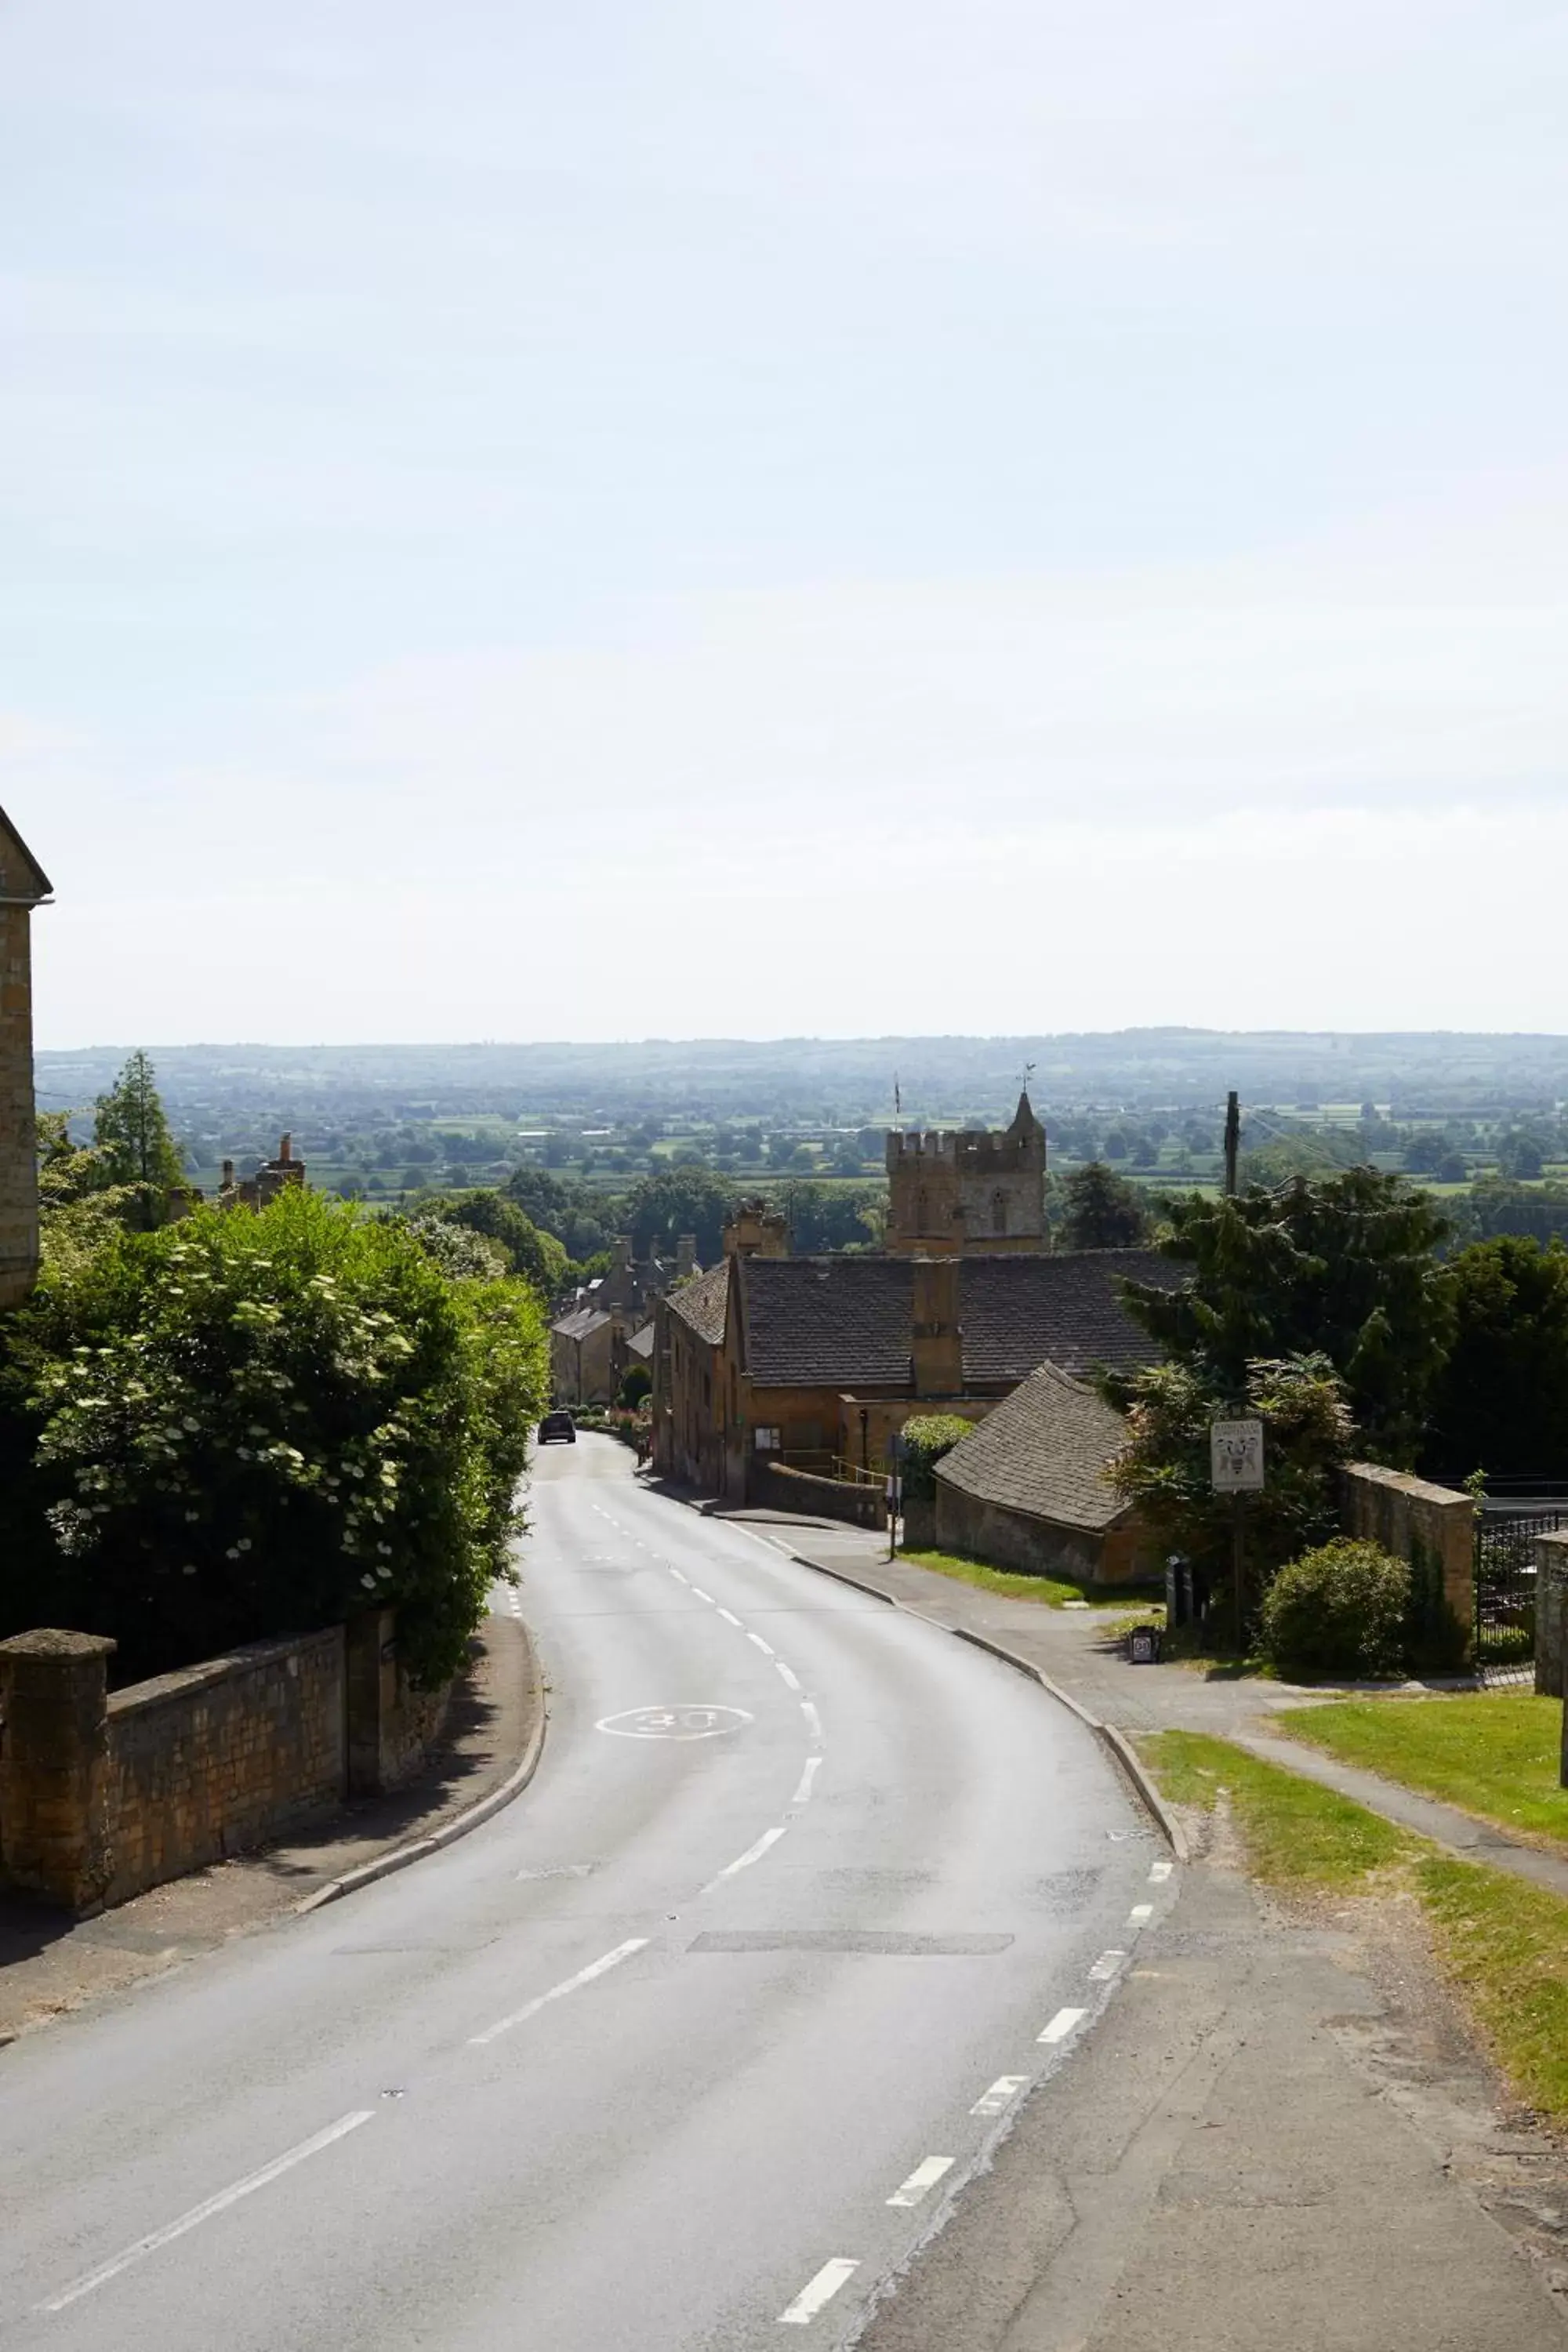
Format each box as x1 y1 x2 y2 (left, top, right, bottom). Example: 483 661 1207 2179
708 1501 1568 2347
0 1610 543 2047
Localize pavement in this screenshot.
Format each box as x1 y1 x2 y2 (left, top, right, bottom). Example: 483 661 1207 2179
0 1436 1155 2351
0 1607 543 2046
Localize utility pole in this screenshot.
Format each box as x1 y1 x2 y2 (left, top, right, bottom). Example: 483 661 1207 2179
1223 1091 1240 1196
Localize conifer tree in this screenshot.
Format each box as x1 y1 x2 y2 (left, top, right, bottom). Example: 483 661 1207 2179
93 1051 185 1228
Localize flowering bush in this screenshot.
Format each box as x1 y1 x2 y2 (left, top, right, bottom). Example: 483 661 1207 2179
0 1188 547 1686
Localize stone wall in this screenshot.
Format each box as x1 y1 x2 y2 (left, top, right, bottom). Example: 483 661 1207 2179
932 1483 1154 1586
753 1459 886 1530
105 1629 346 1907
1536 1531 1568 1700
0 1609 455 1914
1339 1461 1472 1668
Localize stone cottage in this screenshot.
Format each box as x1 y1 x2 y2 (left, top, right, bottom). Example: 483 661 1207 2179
931 1362 1159 1585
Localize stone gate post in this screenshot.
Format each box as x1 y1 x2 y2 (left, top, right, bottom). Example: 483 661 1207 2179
0 1628 118 1912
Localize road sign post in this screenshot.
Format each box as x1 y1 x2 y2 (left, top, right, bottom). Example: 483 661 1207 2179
1210 1418 1265 1651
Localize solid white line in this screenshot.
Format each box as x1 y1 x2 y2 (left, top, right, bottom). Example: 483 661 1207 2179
778 2258 860 2325
887 2155 954 2209
791 1755 822 1806
717 1607 743 1628
971 2075 1029 2117
1038 2005 1087 2045
1087 1949 1127 1982
775 1661 802 1691
1149 1859 1173 1882
467 1938 649 2046
747 1632 776 1656
800 1700 822 1742
691 1588 715 1604
1128 1903 1153 1926
702 1825 787 1890
38 2111 376 2311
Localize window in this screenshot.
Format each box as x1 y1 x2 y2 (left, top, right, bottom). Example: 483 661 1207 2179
916 1185 929 1233
992 1188 1007 1235
754 1426 781 1451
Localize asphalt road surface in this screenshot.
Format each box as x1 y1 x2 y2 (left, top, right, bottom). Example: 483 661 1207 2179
0 1436 1160 2351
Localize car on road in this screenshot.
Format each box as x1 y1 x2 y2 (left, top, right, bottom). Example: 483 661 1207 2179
537 1409 576 1444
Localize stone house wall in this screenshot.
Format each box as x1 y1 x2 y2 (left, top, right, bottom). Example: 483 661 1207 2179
0 899 39 1309
932 1483 1155 1586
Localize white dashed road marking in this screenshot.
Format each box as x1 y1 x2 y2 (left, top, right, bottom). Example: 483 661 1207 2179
702 1825 787 1893
791 1755 822 1806
778 2258 860 2325
886 2156 954 2209
1037 2005 1087 2045
1088 1949 1126 1983
747 1632 776 1656
775 1661 802 1692
717 1607 743 1628
1128 1904 1153 1926
468 1938 649 2046
1149 1859 1173 1882
38 2111 376 2311
690 1588 715 1605
971 2075 1029 2117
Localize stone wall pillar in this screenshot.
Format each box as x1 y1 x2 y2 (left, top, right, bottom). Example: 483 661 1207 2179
1536 1531 1568 1700
0 1629 117 1912
344 1608 394 1797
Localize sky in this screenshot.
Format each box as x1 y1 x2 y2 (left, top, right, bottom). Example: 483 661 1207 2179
4 0 1567 1047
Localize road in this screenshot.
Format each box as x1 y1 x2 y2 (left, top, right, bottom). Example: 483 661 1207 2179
0 1436 1160 2350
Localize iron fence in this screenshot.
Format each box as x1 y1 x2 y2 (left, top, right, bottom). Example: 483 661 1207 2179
1473 1510 1562 1686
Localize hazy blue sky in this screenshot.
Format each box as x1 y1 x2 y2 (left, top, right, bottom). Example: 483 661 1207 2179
5 0 1566 1045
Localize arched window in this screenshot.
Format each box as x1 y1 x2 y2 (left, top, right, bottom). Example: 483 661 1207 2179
992 1188 1008 1235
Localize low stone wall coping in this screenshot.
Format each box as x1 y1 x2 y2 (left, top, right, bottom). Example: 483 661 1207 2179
1343 1461 1472 1510
0 1628 117 1661
107 1628 341 1720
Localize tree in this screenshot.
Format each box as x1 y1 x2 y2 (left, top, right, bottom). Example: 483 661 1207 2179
1120 1170 1452 1466
1107 1354 1354 1622
1059 1162 1149 1251
92 1051 185 1228
504 1166 615 1261
0 1187 547 1687
1497 1131 1548 1181
433 1189 568 1299
619 1166 736 1263
1425 1237 1568 1479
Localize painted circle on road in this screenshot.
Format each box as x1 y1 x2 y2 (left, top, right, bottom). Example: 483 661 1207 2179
596 1704 753 1741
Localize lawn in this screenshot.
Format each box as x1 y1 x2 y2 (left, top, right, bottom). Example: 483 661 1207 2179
1277 1693 1568 1852
1138 1730 1568 2125
896 1547 1138 1608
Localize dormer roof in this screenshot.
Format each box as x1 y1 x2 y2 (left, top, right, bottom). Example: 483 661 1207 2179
0 807 52 905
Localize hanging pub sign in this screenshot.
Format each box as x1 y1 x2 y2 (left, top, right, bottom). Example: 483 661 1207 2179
1210 1418 1265 1494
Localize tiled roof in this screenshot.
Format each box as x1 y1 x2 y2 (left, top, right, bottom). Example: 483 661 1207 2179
741 1256 914 1386
626 1323 655 1359
959 1250 1178 1385
552 1305 613 1343
935 1363 1131 1533
666 1260 730 1348
735 1248 1178 1391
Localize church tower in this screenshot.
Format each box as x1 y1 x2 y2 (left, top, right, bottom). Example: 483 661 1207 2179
884 1091 1047 1255
0 806 52 1308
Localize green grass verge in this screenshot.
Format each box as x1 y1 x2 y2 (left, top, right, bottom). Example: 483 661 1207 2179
1138 1730 1568 2125
1139 1730 1416 1889
1278 1694 1568 1852
896 1548 1137 1608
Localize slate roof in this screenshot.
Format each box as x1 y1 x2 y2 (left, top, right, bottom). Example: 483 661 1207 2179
735 1248 1178 1391
627 1323 655 1360
959 1251 1178 1385
551 1304 613 1343
740 1255 914 1387
665 1260 730 1348
935 1363 1131 1533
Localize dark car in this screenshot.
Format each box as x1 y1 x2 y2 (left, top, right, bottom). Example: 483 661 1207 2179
538 1410 576 1445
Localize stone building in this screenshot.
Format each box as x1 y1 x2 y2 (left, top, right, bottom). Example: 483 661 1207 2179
549 1232 688 1406
0 804 52 1309
217 1134 307 1212
652 1200 1174 1504
885 1091 1047 1254
932 1363 1160 1585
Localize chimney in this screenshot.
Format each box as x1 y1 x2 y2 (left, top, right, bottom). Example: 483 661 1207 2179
612 1234 632 1272
221 1159 234 1189
278 1134 292 1164
676 1232 696 1278
910 1258 963 1398
723 1199 790 1258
